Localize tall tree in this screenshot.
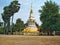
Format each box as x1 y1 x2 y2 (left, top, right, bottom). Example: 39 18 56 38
39 0 60 35
1 6 11 34
9 0 20 34
1 0 20 34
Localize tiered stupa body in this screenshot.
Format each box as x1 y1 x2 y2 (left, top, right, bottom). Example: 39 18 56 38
22 5 39 35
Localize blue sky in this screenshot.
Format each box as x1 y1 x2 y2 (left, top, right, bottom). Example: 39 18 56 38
0 0 60 25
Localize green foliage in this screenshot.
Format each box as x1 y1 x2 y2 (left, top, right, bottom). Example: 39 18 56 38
39 0 60 32
0 28 4 34
0 22 3 26
0 22 3 34
1 0 20 34
14 18 25 32
2 0 20 22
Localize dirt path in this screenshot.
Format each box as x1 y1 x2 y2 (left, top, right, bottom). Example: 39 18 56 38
0 35 60 45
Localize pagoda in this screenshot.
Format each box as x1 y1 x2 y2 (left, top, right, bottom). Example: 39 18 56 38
22 4 39 35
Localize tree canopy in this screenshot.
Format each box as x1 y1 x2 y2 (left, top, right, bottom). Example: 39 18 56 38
39 0 60 32
14 18 25 32
1 0 20 34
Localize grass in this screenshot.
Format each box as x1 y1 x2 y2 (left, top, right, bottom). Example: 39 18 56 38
0 35 60 45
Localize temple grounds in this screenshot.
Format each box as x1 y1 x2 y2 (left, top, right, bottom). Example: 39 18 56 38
0 35 60 45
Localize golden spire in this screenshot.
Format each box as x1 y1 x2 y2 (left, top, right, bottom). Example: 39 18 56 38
30 3 33 14
14 0 18 1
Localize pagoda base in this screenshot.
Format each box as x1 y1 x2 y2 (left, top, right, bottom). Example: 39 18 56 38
23 32 39 36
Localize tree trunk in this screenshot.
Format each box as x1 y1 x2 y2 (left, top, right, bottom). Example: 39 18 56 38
3 22 6 34
11 16 14 35
7 19 10 34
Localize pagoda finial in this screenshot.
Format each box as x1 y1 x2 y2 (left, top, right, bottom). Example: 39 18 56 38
31 2 32 9
30 2 33 14
15 0 18 1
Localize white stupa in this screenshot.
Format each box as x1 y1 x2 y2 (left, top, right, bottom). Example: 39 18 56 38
22 4 39 35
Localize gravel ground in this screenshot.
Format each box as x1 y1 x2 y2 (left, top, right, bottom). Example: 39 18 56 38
0 35 60 45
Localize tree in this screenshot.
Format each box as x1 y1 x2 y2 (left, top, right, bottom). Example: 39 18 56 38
1 6 11 34
39 0 60 35
14 18 25 32
9 0 20 34
1 0 20 34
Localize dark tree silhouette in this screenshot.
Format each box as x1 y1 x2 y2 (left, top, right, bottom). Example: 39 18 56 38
1 0 20 34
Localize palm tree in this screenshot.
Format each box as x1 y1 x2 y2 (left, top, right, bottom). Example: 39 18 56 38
1 0 20 34
9 0 20 34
